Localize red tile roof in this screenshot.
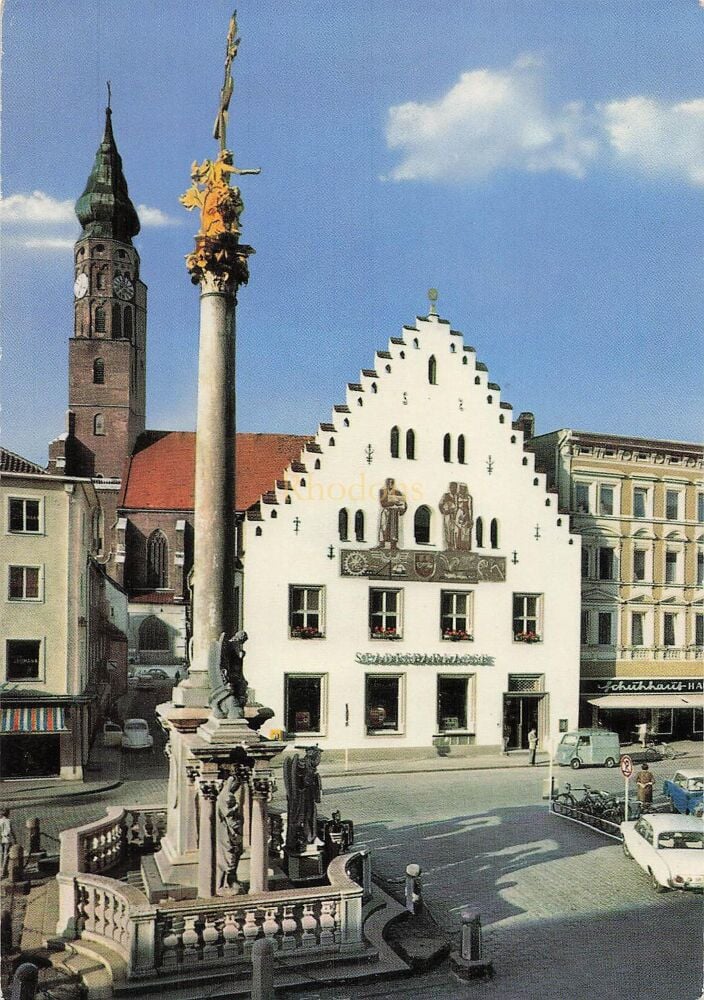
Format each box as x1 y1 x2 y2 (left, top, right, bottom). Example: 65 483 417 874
0 447 46 475
119 431 311 512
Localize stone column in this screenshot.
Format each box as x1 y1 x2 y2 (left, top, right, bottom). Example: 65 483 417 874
249 774 274 894
197 777 221 898
185 765 199 854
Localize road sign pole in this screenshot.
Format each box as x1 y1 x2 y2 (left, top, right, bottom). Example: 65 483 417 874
620 754 633 822
625 775 629 822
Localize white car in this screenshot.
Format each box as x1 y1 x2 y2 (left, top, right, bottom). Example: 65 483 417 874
621 813 704 892
102 721 123 748
121 718 154 751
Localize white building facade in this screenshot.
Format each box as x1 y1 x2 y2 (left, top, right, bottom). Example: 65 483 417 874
241 310 582 753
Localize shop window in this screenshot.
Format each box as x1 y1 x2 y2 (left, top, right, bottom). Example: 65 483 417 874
285 675 324 734
138 616 169 651
289 585 324 638
443 433 452 462
580 610 589 645
8 497 40 534
631 612 644 647
633 487 647 519
437 676 469 731
406 429 415 460
414 506 431 545
6 639 41 680
663 613 676 647
354 510 365 542
366 675 402 734
93 358 105 384
440 590 472 639
633 548 646 582
8 566 41 601
490 518 499 549
665 549 678 585
598 612 613 646
599 485 614 516
513 594 542 641
369 588 402 638
428 356 437 385
338 508 349 541
390 426 400 458
457 435 465 464
665 490 679 521
598 547 615 580
574 482 590 513
146 529 169 588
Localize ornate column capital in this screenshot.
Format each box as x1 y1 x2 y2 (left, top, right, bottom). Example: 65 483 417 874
197 778 223 801
250 774 276 802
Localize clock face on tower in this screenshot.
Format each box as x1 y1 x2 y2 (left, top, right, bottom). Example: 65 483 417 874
74 273 89 299
113 274 134 301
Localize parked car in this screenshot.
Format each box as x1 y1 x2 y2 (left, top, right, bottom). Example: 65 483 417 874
555 729 621 769
663 770 704 815
621 813 704 892
121 718 154 750
102 721 123 748
144 668 173 683
134 673 157 690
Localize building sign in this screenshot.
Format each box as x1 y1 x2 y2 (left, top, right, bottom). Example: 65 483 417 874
341 548 506 583
356 652 495 666
586 678 704 695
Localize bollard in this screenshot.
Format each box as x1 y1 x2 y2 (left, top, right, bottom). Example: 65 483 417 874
1 908 13 953
8 844 24 883
10 961 38 1000
251 936 275 1000
405 863 422 915
450 909 493 980
25 817 41 856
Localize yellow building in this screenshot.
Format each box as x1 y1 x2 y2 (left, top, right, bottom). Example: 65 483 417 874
1 449 128 779
527 429 703 741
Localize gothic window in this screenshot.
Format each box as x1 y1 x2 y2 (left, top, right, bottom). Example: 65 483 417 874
146 529 169 589
338 508 349 541
414 506 431 545
138 615 169 651
457 434 466 464
390 426 400 458
428 355 437 385
96 270 105 290
355 510 365 542
476 517 484 548
406 429 415 460
443 433 452 463
112 303 122 339
123 307 133 342
93 413 105 436
490 518 499 549
94 307 106 334
93 358 105 384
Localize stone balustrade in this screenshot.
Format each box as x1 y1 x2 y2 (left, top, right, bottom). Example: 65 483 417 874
59 805 167 876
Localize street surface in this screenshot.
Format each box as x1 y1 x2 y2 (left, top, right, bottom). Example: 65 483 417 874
8 701 703 1000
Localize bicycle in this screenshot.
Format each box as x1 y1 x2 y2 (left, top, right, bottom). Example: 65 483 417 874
644 738 685 760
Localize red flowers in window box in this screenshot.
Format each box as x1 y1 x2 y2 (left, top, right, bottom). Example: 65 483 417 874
290 626 323 639
371 627 402 640
515 631 541 643
442 629 473 641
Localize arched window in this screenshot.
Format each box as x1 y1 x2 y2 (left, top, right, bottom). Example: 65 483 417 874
443 433 452 463
138 615 169 651
93 358 105 384
462 355 468 365
428 355 437 385
328 437 335 447
413 338 419 349
490 518 499 549
93 413 105 436
390 426 400 458
474 376 480 385
123 307 133 342
371 383 377 393
146 529 169 589
457 434 465 464
314 459 321 469
414 505 431 545
476 517 484 548
450 343 456 354
338 508 349 541
355 509 365 542
406 429 415 460
112 303 122 339
94 307 106 334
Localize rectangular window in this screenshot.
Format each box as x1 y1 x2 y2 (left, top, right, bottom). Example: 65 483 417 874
633 549 646 582
665 490 679 521
580 610 589 645
631 612 644 647
698 494 704 524
633 487 647 519
663 613 676 647
598 613 612 646
440 591 473 639
665 550 678 585
581 548 589 579
370 589 402 638
598 547 614 580
437 676 469 731
285 675 324 734
8 498 40 534
574 483 590 514
289 585 324 638
599 485 614 516
697 552 704 587
695 614 704 647
8 566 40 601
6 639 41 680
512 594 541 641
366 675 402 734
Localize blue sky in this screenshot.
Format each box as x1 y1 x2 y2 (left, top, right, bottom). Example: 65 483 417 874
2 0 703 465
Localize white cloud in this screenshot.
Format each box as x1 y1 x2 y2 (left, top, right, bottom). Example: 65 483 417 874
384 57 598 182
135 204 179 226
0 190 75 223
602 96 704 186
22 237 75 250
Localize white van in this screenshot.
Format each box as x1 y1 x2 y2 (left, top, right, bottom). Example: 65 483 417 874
555 729 621 770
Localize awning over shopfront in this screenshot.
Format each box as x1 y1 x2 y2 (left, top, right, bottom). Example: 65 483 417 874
588 694 704 710
0 705 69 733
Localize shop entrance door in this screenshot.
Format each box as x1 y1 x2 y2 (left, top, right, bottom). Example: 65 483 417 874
504 695 543 750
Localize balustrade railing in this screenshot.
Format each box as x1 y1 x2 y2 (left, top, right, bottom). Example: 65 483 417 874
59 805 167 876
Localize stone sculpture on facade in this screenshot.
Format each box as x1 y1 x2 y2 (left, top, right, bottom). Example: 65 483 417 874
439 481 473 551
283 746 323 853
378 477 407 549
208 630 249 719
215 773 245 894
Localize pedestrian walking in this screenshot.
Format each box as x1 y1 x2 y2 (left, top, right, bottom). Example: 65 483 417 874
528 727 538 766
637 721 648 748
636 763 655 807
0 809 16 878
502 725 510 756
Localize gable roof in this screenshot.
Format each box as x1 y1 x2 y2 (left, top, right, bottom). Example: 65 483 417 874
119 431 310 512
0 447 47 475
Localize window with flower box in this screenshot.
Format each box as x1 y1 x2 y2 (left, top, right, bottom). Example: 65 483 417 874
289 585 324 638
369 588 402 639
285 674 326 734
440 590 473 641
512 594 542 642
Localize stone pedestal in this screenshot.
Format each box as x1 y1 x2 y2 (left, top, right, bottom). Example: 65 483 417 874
286 845 326 883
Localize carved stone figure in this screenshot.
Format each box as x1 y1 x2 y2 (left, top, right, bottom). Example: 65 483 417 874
439 482 459 549
283 747 323 854
455 484 474 551
208 631 249 720
378 478 407 549
216 775 244 894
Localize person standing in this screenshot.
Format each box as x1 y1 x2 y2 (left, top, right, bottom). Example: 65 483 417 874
0 809 16 878
528 727 538 766
636 763 655 807
637 721 648 748
502 725 511 756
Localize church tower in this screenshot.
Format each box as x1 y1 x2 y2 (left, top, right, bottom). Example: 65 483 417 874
65 105 146 479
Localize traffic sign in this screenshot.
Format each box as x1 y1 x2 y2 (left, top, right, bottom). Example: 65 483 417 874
620 754 633 778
